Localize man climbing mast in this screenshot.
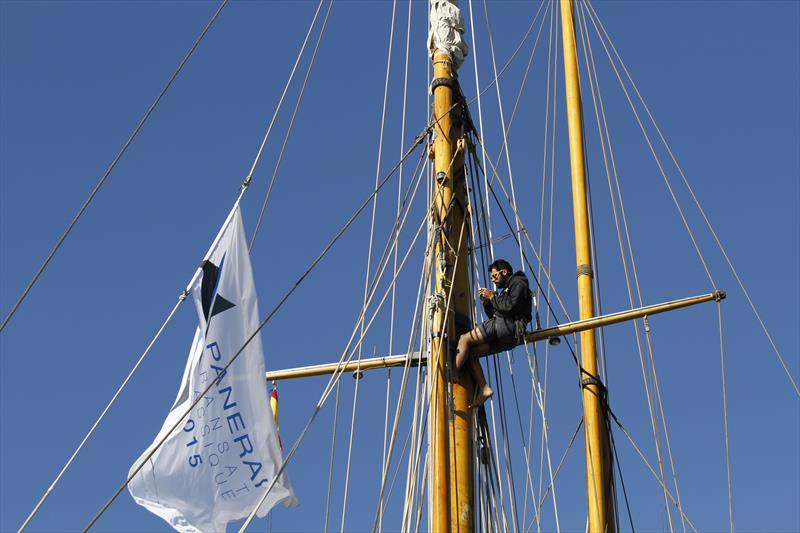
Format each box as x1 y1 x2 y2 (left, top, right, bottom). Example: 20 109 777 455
456 259 533 406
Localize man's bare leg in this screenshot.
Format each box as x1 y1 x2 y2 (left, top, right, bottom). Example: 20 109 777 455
455 328 494 406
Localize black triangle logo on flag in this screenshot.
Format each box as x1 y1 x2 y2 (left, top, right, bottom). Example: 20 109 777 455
210 295 235 318
200 258 236 325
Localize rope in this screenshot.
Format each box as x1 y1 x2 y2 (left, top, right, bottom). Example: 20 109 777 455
581 2 716 290
339 351 363 532
610 411 700 533
242 162 434 531
534 7 559 529
323 381 341 532
372 178 466 532
400 254 434 532
491 1 551 175
574 3 677 529
521 339 560 532
535 417 581 517
718 303 735 532
83 125 429 531
586 0 799 399
0 0 229 334
243 208 431 533
249 0 332 251
383 0 413 524
18 291 189 532
481 0 525 273
242 0 325 186
466 0 548 262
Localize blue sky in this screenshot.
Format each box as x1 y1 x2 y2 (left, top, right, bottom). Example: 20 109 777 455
1 1 798 532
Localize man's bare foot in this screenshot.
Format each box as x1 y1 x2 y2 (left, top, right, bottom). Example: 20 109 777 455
472 385 494 407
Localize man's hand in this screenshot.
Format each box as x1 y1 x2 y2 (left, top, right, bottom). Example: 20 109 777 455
479 288 495 301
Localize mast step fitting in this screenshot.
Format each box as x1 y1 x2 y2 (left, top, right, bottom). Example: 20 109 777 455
576 263 594 278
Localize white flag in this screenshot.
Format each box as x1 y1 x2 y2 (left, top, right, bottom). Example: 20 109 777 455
128 205 297 532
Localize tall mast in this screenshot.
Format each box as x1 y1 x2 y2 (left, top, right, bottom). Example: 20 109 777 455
559 0 616 530
428 1 473 530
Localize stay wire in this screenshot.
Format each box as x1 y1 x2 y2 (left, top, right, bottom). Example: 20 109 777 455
467 139 582 369
535 417 582 516
244 161 436 533
18 291 189 532
718 303 735 532
0 0 229 334
243 0 325 185
608 420 636 532
249 0 332 251
339 350 364 533
586 0 798 399
383 0 414 524
323 381 341 532
608 408 700 533
368 1 399 529
83 125 430 532
575 2 683 528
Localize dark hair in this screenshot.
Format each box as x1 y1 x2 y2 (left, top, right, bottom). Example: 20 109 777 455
488 259 512 274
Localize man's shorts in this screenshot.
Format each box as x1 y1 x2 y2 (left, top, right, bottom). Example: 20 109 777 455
478 317 518 350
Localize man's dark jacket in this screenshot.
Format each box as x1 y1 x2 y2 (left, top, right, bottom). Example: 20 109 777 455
482 271 533 325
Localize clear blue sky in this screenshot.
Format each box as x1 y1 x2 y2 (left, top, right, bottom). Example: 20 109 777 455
1 1 798 532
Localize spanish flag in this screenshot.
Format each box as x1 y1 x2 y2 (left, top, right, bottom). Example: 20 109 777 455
270 384 283 450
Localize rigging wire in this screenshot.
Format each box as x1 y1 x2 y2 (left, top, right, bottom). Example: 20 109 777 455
17 289 189 532
579 2 716 291
466 166 542 530
609 410 700 533
535 417 582 518
481 0 526 273
249 0 332 251
533 6 559 529
718 303 735 533
369 135 473 531
339 351 364 533
585 0 798 398
607 421 635 532
323 381 341 532
82 124 430 532
574 2 678 528
383 0 414 526
243 0 325 186
243 205 432 533
0 0 230 334
244 152 438 532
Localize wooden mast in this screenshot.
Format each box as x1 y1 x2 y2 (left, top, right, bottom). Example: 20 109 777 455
430 33 473 533
559 0 616 530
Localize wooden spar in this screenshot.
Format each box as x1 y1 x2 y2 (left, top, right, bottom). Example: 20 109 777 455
560 0 615 530
430 43 473 532
264 291 724 381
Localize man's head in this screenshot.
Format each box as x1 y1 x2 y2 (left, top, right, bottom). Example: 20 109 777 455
488 259 513 288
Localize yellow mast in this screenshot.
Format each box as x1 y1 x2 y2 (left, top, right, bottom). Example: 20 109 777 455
429 46 474 532
559 0 616 530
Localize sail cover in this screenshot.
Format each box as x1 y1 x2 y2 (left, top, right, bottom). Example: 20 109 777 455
428 0 468 68
128 205 297 532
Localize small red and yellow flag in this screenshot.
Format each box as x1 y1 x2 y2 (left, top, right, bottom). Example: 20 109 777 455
270 382 283 450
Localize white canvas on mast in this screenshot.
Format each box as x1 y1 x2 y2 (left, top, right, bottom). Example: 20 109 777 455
428 0 468 68
128 205 297 533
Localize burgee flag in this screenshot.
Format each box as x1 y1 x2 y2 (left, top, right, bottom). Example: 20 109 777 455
128 205 297 532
